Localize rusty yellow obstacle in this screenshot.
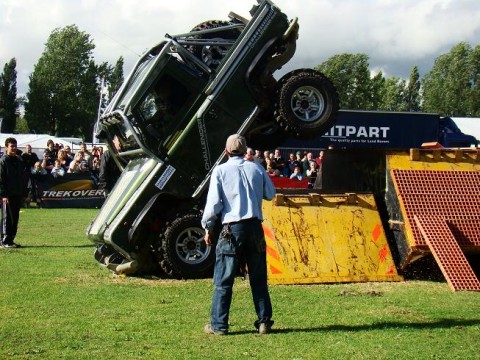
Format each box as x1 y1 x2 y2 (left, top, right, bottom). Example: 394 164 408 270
262 193 402 285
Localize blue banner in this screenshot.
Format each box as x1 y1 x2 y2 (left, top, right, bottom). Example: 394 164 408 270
33 173 105 208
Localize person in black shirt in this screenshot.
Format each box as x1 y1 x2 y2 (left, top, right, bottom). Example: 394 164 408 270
21 144 39 207
42 139 57 171
0 138 25 248
99 137 123 194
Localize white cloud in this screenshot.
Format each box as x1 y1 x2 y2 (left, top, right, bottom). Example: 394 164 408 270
1 0 479 96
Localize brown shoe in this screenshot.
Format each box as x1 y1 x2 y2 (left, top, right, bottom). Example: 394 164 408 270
204 324 227 336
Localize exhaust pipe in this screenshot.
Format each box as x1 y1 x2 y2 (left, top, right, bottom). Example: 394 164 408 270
106 260 139 275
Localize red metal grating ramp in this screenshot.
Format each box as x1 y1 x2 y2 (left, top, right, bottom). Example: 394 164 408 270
414 215 480 292
392 169 480 248
445 216 480 249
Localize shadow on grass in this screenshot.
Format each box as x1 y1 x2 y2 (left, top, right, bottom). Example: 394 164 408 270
17 244 94 248
230 318 480 335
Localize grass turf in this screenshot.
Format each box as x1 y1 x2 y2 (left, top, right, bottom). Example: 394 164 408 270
0 208 478 359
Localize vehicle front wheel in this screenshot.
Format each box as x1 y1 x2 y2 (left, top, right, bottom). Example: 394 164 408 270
274 69 339 137
159 213 214 279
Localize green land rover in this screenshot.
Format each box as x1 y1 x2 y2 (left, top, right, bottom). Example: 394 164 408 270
87 0 339 278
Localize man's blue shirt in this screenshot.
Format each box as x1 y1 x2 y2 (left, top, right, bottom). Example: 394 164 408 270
201 156 276 231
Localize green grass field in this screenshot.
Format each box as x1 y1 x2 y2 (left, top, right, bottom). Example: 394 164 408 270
0 208 479 359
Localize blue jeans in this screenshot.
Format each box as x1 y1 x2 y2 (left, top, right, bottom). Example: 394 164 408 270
210 219 273 332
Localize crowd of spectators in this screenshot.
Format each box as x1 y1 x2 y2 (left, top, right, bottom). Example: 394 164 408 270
16 140 326 204
21 140 106 205
245 147 325 189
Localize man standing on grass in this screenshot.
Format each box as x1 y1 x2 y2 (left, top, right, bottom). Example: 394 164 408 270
202 134 276 335
0 137 24 248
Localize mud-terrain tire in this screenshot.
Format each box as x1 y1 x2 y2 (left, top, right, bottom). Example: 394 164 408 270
188 20 242 69
159 213 214 278
274 69 339 137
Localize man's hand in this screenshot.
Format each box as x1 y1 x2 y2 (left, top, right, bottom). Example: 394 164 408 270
204 231 214 246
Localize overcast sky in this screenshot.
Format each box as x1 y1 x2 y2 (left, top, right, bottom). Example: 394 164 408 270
1 0 480 98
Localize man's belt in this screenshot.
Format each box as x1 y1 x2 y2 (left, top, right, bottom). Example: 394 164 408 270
226 217 259 225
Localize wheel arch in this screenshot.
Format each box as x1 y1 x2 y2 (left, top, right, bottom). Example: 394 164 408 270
128 192 200 242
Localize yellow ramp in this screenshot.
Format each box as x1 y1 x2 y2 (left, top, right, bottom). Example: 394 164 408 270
262 193 402 285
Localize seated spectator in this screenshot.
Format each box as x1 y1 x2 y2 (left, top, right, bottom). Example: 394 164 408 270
254 149 264 166
68 151 89 174
91 155 101 173
289 166 303 180
263 150 271 160
91 146 103 159
57 149 71 168
266 165 276 176
306 161 318 189
31 161 47 176
295 151 304 172
244 147 255 162
302 152 315 176
273 148 288 176
287 152 302 176
64 145 74 163
265 157 277 172
80 143 92 165
51 159 65 178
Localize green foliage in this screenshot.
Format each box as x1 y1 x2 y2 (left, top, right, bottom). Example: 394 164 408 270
316 54 416 112
14 116 30 133
370 71 385 110
422 42 480 116
406 66 421 112
109 56 125 100
470 45 480 116
25 25 98 138
316 53 372 110
314 43 480 115
97 56 124 119
0 58 18 132
379 77 407 111
0 209 478 359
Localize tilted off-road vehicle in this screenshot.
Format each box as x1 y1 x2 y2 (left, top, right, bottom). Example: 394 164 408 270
87 0 339 278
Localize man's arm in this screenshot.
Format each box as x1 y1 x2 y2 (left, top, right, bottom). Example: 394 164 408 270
201 168 224 245
0 159 7 199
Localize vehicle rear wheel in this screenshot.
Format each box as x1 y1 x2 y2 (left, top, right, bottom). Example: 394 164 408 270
274 69 339 137
159 213 214 278
188 20 242 69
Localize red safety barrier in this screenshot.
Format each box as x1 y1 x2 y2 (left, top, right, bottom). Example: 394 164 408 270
270 176 309 189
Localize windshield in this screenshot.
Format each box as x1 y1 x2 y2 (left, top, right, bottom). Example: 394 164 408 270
103 41 203 157
116 54 160 112
134 73 191 151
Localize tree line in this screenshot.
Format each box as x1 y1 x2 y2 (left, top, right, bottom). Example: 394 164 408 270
315 43 480 116
0 24 479 140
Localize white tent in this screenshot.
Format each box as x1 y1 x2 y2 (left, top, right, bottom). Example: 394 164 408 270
0 133 83 154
